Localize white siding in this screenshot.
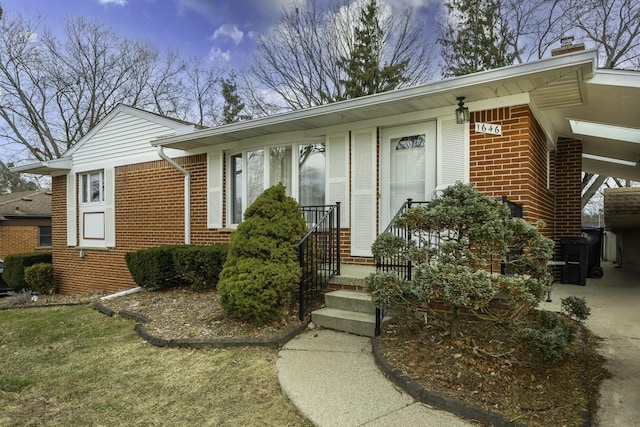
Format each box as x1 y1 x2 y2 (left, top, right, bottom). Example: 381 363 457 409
72 111 180 168
438 118 469 188
326 132 350 228
351 128 376 257
207 152 223 228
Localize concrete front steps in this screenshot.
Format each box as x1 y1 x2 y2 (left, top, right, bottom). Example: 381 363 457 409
311 289 389 337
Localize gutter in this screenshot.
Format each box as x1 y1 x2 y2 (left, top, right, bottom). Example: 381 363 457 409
157 146 191 245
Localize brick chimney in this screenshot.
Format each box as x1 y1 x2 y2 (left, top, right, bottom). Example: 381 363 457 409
551 36 586 56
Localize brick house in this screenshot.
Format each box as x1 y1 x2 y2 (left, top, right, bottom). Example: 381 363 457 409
0 190 52 260
15 49 640 294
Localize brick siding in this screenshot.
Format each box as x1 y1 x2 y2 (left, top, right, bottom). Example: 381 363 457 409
0 226 42 259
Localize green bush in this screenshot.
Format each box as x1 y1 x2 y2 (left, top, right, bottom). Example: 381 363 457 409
520 312 577 364
218 183 307 324
561 296 591 322
24 263 55 294
173 244 229 290
125 245 187 290
125 244 229 291
3 252 52 290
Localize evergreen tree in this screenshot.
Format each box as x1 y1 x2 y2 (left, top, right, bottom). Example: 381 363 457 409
337 0 409 100
439 0 518 77
0 161 38 195
221 72 248 124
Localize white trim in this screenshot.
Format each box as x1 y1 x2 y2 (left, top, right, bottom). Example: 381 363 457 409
207 152 224 229
66 172 77 247
326 132 350 228
350 128 377 257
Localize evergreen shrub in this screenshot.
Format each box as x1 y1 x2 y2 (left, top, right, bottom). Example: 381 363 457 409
3 252 52 290
218 183 307 324
173 244 229 290
24 263 55 294
125 245 187 290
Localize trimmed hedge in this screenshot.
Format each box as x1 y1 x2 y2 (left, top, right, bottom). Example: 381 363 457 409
173 244 229 290
125 244 229 291
24 263 56 294
3 252 52 290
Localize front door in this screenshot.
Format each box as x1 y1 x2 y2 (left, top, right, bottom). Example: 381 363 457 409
380 122 436 229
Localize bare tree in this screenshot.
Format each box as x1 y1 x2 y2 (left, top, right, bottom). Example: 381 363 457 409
566 0 640 69
249 0 433 110
0 11 227 164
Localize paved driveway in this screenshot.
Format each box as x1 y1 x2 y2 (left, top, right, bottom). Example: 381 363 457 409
540 262 640 427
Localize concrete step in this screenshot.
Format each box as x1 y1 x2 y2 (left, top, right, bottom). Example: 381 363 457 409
312 307 379 337
325 290 376 314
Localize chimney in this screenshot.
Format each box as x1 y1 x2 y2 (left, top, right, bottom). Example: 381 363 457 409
551 35 585 56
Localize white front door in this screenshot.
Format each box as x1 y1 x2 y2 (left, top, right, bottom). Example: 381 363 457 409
380 122 436 229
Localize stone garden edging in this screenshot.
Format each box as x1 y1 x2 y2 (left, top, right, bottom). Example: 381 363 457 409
91 300 309 349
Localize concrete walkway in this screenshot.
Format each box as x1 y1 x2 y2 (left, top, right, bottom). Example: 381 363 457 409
278 261 639 426
277 328 472 426
539 262 640 427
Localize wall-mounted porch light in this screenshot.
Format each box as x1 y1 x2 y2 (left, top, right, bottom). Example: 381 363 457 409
456 97 470 124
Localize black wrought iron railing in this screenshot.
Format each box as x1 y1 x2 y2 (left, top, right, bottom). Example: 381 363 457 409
374 197 523 336
297 203 341 321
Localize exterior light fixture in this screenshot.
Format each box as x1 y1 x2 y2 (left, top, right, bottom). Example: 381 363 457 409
456 97 470 124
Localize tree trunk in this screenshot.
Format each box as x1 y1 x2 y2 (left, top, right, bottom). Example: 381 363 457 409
450 305 460 338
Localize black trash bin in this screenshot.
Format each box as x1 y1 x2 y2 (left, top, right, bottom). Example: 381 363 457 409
561 236 589 286
581 226 604 278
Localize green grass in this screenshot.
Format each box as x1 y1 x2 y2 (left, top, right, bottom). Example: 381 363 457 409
0 306 311 426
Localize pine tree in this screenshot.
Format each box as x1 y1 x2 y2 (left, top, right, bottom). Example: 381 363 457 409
221 72 247 124
439 0 518 78
338 0 409 100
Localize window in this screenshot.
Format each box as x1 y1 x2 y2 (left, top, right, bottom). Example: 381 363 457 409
227 142 325 225
80 171 104 203
39 226 52 247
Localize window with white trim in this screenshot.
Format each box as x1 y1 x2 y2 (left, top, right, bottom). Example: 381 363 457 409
80 171 104 204
226 142 325 225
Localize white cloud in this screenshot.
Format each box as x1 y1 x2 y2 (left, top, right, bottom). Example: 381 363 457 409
208 47 231 62
98 0 128 5
212 24 244 45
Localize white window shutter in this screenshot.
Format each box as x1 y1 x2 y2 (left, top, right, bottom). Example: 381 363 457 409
326 133 349 228
438 118 469 188
351 128 376 257
66 172 77 247
207 152 223 228
104 167 116 247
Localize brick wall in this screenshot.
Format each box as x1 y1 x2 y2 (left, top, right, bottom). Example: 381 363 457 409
52 154 236 294
0 226 41 259
470 106 556 239
554 137 582 237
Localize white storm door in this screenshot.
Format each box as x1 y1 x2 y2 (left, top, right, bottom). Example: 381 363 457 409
380 122 436 229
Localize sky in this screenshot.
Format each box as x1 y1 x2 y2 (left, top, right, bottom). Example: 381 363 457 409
2 0 442 71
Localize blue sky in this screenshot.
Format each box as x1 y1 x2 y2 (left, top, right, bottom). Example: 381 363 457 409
2 0 442 71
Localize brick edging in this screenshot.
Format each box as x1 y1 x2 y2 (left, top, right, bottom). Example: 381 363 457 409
371 337 525 427
91 300 309 349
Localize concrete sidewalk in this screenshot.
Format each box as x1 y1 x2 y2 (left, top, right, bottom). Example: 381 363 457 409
540 262 640 427
277 328 472 426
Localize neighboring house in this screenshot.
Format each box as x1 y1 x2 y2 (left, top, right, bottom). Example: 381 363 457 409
604 187 640 272
15 48 640 294
0 190 52 260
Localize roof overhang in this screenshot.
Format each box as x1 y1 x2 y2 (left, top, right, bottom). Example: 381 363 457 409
153 50 597 151
11 157 72 176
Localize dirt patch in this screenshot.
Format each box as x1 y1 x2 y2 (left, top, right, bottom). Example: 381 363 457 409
379 312 610 426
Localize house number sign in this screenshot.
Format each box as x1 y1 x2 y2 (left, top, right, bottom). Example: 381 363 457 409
475 122 502 136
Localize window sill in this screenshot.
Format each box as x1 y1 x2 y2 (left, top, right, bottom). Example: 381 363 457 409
74 246 109 251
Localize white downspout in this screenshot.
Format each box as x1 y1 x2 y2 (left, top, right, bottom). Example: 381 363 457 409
157 146 191 245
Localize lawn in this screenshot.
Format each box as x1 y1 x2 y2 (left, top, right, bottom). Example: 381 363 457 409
0 305 310 426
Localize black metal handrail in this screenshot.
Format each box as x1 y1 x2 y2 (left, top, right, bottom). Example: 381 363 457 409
374 196 523 335
297 203 341 321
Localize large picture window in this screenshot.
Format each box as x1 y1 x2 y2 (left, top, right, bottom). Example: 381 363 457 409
227 142 325 225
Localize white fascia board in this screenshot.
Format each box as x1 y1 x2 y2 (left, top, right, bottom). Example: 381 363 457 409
154 51 598 148
587 69 640 88
11 157 73 175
